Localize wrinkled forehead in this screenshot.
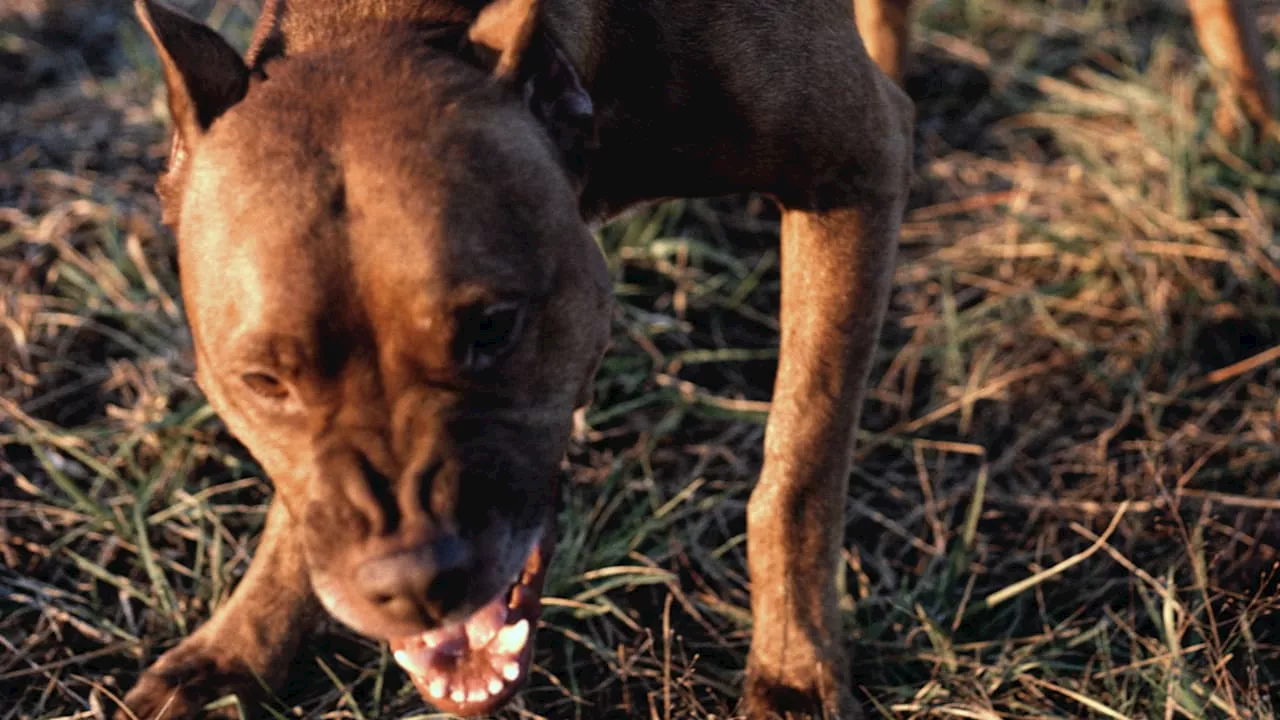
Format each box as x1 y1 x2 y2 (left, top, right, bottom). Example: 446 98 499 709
177 155 338 349
176 56 574 347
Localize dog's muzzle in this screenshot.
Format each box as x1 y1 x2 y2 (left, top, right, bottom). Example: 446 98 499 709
389 526 553 716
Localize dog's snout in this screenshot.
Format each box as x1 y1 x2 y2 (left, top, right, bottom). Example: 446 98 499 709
355 536 473 624
346 453 400 537
336 443 453 539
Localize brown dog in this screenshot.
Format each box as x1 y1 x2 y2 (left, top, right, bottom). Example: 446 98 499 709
117 0 1271 719
121 0 908 718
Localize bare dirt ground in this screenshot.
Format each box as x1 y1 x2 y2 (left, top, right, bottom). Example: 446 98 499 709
3 0 1279 718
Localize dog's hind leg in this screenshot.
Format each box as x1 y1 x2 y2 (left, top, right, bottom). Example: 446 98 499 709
115 500 321 720
1187 0 1276 138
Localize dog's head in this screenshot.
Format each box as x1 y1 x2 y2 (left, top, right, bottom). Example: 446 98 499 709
137 0 610 713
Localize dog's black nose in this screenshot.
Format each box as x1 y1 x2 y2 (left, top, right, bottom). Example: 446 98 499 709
355 536 473 624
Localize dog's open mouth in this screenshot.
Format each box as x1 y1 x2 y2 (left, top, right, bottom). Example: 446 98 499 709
389 534 551 716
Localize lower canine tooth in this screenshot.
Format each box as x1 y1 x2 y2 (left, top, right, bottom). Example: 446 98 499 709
494 619 530 653
428 678 446 700
488 678 503 694
393 649 426 677
503 662 520 681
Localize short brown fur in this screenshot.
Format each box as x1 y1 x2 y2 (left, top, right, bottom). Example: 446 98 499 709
118 0 1271 718
124 1 908 717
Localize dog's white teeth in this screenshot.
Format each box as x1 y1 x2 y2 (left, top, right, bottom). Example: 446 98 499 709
494 619 530 654
393 649 411 668
503 661 521 681
467 625 496 649
428 677 447 700
468 686 489 703
451 687 467 703
422 620 465 647
466 601 509 649
488 677 504 695
393 649 428 677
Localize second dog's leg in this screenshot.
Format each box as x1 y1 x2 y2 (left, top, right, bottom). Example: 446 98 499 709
854 0 914 82
116 500 320 720
1187 0 1275 136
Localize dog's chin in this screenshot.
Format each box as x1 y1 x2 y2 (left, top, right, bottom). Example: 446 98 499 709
386 530 554 717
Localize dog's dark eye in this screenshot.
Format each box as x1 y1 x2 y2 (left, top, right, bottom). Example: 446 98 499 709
242 371 290 400
459 302 526 372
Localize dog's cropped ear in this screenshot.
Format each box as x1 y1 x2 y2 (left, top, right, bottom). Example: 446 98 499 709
468 0 541 81
468 0 595 177
136 0 250 144
245 0 287 70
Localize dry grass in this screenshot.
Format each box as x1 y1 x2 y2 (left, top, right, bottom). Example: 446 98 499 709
3 0 1280 718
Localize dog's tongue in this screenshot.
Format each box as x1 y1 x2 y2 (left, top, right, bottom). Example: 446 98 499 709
390 536 551 717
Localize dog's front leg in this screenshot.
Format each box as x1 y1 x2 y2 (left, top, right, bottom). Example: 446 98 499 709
743 142 909 717
743 198 903 720
117 499 320 720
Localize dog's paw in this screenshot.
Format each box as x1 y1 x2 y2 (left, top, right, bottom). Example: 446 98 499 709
739 667 862 720
114 640 267 720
